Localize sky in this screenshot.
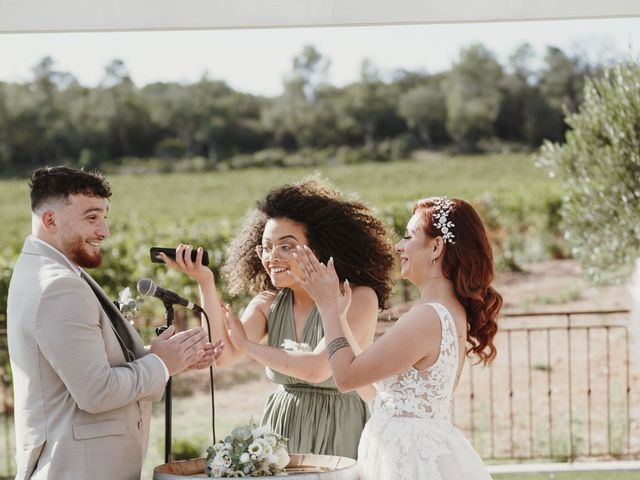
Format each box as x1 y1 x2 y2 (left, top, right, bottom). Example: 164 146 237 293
0 17 639 96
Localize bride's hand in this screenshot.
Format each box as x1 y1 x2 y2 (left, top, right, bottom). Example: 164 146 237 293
289 246 350 316
337 279 352 319
159 244 214 285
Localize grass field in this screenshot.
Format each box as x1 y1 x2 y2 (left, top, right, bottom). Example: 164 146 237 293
0 152 559 243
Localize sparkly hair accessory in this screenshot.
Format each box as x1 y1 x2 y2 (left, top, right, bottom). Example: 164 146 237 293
432 197 456 244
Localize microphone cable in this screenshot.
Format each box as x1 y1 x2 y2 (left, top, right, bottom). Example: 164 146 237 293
200 309 217 445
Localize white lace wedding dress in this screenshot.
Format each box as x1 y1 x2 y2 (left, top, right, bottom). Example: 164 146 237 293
357 303 492 480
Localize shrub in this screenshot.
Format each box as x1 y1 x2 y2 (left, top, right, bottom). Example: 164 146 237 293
537 62 640 282
155 138 188 159
375 134 420 161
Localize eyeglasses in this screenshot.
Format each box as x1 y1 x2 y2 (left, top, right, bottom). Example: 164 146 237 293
254 244 296 259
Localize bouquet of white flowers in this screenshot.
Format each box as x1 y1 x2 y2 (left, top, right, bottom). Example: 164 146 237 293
206 424 289 477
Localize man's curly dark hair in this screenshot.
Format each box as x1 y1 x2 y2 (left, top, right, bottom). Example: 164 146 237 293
221 177 395 309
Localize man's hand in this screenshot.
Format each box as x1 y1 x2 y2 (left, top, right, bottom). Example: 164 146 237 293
189 340 224 369
150 325 208 376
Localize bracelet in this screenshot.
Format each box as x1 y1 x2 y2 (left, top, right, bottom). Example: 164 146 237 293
327 337 350 359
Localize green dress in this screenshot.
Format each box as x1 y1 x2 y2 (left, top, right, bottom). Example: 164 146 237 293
261 288 369 459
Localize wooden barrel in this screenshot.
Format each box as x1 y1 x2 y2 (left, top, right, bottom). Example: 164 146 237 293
153 453 359 479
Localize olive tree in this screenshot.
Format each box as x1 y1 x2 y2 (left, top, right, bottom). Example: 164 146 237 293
537 62 640 282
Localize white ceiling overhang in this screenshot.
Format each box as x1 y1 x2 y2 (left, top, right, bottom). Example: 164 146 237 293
1 0 639 34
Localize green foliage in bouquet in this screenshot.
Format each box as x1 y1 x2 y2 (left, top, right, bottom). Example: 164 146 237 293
205 424 289 477
537 61 640 282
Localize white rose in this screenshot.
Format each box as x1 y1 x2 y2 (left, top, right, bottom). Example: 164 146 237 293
240 452 250 463
262 442 273 457
264 434 277 447
248 441 263 457
276 448 290 468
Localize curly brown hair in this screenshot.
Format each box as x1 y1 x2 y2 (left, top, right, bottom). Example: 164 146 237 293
415 198 503 365
222 177 395 309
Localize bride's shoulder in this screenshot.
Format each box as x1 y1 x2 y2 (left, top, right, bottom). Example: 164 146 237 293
386 305 443 353
411 302 467 340
414 300 463 318
397 303 442 331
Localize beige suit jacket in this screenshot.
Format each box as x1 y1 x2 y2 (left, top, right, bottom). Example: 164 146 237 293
7 236 167 480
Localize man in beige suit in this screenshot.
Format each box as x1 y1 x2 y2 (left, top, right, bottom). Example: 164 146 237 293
7 166 222 479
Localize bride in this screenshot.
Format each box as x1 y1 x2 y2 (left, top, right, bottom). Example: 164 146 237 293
284 196 502 479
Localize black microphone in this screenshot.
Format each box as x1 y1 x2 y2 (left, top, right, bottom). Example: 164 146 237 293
137 278 204 313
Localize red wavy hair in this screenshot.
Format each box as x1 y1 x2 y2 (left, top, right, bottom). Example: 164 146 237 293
414 198 502 365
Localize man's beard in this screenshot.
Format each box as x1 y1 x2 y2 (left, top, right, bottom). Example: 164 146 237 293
62 234 103 268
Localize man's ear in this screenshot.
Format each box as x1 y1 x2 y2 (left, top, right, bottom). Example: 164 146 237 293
41 210 57 232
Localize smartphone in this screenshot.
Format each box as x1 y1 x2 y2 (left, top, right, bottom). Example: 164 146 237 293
150 247 210 266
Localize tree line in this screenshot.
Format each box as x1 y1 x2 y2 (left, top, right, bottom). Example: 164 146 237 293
0 43 605 174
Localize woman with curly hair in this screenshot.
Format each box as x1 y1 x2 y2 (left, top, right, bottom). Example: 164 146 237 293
289 197 501 479
160 177 394 459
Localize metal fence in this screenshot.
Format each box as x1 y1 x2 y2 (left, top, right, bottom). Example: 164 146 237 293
1 309 638 477
451 309 638 461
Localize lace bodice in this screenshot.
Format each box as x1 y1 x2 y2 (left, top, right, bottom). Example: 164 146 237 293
372 303 458 421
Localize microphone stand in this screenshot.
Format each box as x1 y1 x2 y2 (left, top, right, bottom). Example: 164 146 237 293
161 302 174 464
147 288 216 464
